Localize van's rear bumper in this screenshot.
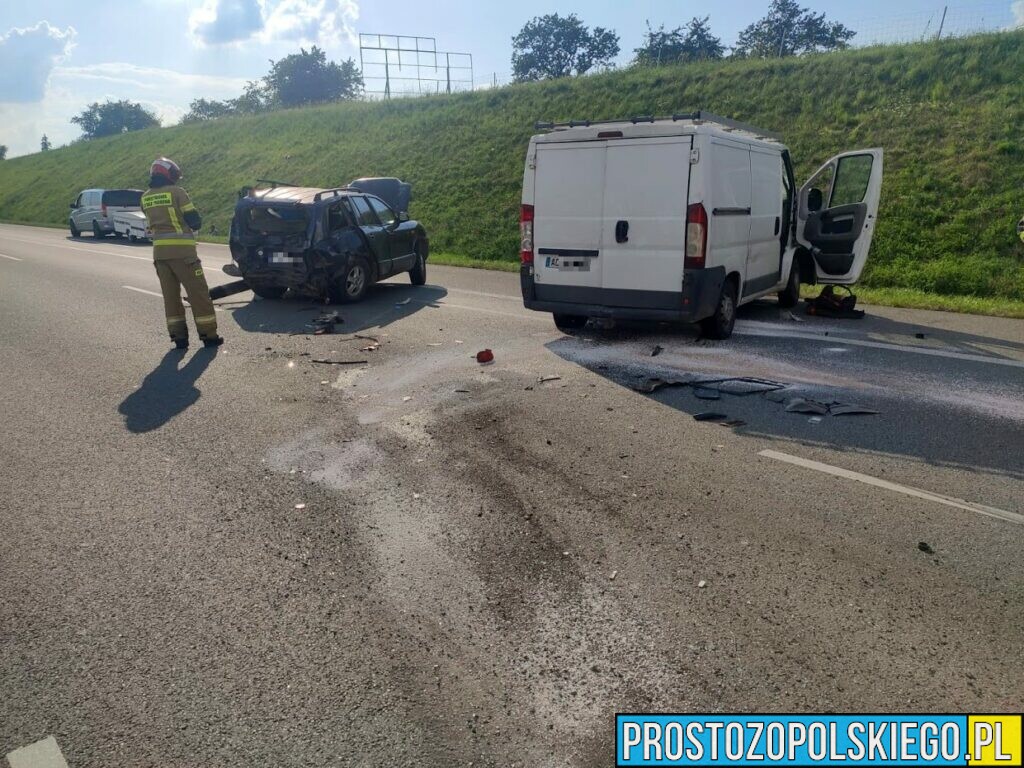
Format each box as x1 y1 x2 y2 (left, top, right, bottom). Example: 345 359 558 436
520 266 725 323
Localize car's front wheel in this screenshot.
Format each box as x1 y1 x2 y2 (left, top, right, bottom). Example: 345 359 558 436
69 220 80 238
332 255 371 303
409 242 427 286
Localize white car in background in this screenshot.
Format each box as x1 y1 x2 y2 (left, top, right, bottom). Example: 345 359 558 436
69 188 144 238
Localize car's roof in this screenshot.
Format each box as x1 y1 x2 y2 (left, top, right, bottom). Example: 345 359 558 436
249 186 361 205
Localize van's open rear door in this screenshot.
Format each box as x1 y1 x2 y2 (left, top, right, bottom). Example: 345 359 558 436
796 149 882 284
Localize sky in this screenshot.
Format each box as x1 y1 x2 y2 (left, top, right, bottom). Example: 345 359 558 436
1 0 1021 156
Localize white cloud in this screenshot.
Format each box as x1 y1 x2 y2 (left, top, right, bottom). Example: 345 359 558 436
0 22 76 103
0 63 249 157
1012 1 1024 27
189 0 358 47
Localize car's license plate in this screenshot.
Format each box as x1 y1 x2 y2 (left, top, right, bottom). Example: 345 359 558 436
270 252 302 264
545 255 590 272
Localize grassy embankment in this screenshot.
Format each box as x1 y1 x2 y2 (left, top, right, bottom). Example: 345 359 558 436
1 31 1022 316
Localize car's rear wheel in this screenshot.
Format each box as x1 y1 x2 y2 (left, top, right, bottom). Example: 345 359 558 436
778 259 801 308
92 221 106 238
69 220 80 238
553 313 588 333
248 281 287 300
700 278 738 340
409 242 427 286
331 255 371 303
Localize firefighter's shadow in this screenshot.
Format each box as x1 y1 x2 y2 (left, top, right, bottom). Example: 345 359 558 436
119 348 217 433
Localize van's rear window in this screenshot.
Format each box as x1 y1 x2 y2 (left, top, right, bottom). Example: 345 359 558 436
245 206 309 234
102 189 143 207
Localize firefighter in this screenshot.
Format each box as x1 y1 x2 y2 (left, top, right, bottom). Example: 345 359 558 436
141 157 223 349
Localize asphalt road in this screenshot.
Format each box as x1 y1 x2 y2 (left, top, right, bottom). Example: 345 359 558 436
1 223 1022 766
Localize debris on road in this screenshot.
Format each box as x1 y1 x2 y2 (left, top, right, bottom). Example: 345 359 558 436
652 345 664 357
785 397 830 415
609 570 618 581
395 298 411 307
829 403 880 416
698 580 708 588
721 419 747 428
208 279 249 300
918 541 935 554
309 311 342 334
693 387 721 400
476 349 495 364
786 311 805 323
915 332 926 339
805 286 865 319
311 358 369 365
538 375 561 383
294 503 306 510
694 412 728 422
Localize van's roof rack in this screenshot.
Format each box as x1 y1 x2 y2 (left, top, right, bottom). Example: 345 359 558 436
534 111 782 141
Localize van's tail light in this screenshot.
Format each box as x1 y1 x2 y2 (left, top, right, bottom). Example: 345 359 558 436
685 202 708 269
101 203 108 218
520 204 535 264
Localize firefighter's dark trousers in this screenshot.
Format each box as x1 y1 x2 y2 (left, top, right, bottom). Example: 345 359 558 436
154 252 218 341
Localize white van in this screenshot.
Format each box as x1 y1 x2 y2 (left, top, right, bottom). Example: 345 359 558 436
69 188 144 238
519 112 882 338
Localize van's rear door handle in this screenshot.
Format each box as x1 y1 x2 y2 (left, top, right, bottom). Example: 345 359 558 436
615 220 629 243
774 216 781 235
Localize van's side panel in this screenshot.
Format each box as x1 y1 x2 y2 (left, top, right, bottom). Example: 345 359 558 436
532 142 606 291
600 138 691 300
707 140 752 292
745 148 785 297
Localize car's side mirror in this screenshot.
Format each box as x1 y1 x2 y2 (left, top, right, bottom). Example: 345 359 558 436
398 211 410 222
807 188 824 213
70 202 77 209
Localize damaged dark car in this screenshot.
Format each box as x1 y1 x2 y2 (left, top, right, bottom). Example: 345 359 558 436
228 178 428 303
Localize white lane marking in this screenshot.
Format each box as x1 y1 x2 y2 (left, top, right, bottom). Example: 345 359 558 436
122 285 226 312
446 286 520 302
735 326 1024 369
6 736 70 768
0 252 23 261
122 285 163 298
0 234 229 265
759 449 1024 526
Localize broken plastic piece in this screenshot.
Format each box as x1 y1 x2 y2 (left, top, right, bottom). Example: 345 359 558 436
829 403 879 416
476 349 494 364
693 412 728 422
538 375 561 383
785 397 830 415
311 359 368 365
395 298 411 307
693 387 721 400
652 345 664 357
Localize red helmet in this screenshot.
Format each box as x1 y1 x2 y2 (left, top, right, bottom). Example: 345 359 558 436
150 157 182 183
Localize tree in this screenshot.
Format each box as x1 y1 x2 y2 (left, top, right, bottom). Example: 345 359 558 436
511 13 620 82
71 100 160 139
40 134 51 151
733 0 855 58
263 47 362 108
181 98 235 123
0 145 7 160
633 17 725 65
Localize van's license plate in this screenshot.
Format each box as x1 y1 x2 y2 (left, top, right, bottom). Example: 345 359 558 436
545 255 590 272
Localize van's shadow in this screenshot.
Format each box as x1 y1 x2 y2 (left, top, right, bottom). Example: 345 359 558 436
227 281 448 335
68 234 152 248
547 301 1024 482
118 348 217 433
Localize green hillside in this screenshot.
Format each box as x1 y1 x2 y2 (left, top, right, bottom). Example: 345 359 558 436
2 31 1023 304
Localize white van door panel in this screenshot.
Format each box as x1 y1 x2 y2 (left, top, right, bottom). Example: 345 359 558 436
601 137 691 294
533 143 605 289
708 140 752 287
797 149 883 284
745 149 784 296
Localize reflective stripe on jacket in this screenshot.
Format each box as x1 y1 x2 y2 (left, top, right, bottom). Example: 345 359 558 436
142 185 199 256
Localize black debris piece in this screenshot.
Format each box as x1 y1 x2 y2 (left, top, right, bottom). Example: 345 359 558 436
693 387 721 400
805 285 865 319
915 332 926 339
311 359 368 365
785 397 830 415
693 412 728 422
652 345 664 357
720 419 747 428
309 311 342 334
829 403 880 416
918 541 935 554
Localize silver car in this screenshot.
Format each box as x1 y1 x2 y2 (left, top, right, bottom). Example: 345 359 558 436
69 188 143 238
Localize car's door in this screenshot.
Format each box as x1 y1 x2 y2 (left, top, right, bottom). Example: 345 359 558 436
796 149 883 284
349 195 392 277
367 195 416 272
70 192 84 228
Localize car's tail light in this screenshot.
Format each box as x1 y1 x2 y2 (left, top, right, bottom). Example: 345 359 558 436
101 203 108 217
520 204 534 265
685 202 708 269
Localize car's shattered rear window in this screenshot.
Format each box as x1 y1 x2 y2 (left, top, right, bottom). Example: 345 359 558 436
245 206 309 235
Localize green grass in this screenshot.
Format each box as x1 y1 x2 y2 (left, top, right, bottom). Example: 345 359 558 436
1 31 1023 314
